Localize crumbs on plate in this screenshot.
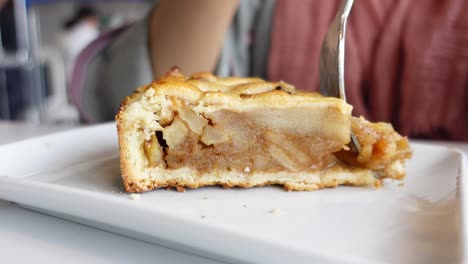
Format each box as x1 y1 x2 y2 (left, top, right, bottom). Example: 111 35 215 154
130 193 141 200
269 208 283 216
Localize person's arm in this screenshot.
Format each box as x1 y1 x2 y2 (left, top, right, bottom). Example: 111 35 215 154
149 0 239 78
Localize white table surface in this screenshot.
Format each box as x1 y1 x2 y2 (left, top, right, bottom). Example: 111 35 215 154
1 121 467 264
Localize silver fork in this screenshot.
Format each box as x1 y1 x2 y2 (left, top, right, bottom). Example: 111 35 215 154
319 0 361 153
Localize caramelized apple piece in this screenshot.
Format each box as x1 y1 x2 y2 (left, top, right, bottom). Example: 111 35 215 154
162 116 189 149
143 134 165 168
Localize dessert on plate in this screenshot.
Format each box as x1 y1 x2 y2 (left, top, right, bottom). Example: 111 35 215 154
116 68 412 192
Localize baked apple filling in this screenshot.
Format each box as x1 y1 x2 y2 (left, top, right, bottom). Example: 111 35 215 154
144 106 349 175
116 69 412 192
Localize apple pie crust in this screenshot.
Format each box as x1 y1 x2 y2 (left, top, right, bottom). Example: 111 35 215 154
116 69 412 192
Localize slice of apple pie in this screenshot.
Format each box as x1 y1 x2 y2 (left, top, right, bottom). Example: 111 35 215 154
116 69 412 192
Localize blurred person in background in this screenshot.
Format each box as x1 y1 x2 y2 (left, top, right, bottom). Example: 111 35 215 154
74 0 467 141
59 5 99 83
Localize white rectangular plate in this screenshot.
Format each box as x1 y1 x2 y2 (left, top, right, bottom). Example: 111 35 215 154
0 123 466 264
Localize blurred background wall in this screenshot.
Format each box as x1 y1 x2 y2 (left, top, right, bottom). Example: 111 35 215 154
32 0 150 49
0 0 152 124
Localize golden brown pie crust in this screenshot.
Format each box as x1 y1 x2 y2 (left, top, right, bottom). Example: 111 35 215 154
116 68 412 193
